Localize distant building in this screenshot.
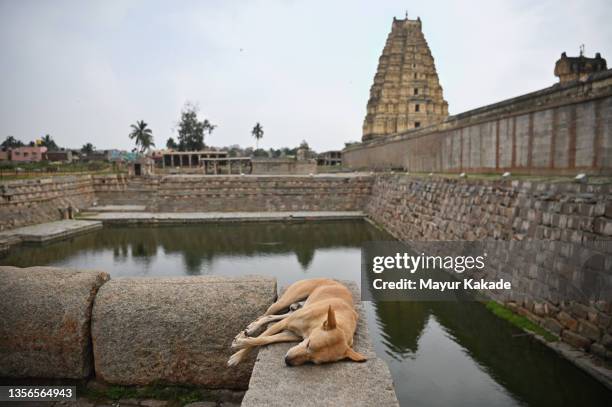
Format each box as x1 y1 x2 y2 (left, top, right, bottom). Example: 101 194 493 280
161 150 229 168
46 150 73 163
0 149 10 161
82 150 110 162
10 146 47 162
317 151 342 166
554 51 607 84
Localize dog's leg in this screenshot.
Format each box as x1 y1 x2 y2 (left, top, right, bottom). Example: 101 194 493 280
232 331 300 350
264 278 329 316
244 311 292 337
228 319 295 367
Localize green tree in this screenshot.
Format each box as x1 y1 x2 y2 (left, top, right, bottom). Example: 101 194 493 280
1 136 24 148
251 122 264 149
166 137 178 150
40 134 59 150
81 143 95 155
177 102 216 151
129 120 155 153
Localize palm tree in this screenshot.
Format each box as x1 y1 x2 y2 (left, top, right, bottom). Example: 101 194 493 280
129 120 155 153
251 122 264 150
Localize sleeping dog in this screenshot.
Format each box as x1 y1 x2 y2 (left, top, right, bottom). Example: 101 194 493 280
228 278 367 366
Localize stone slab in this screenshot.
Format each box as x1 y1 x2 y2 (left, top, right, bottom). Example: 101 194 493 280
0 220 102 243
80 211 366 224
91 276 277 389
86 205 147 212
241 281 399 407
0 266 110 378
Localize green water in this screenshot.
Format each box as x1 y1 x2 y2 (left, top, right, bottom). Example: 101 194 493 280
2 222 611 406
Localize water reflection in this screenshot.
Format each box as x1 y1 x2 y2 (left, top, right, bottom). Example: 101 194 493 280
1 222 610 406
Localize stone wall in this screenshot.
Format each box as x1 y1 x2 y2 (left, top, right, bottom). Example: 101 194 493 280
0 176 96 231
365 174 612 361
251 159 317 175
345 70 612 175
91 174 372 212
0 174 373 231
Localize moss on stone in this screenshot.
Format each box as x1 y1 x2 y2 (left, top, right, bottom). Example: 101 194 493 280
485 301 558 342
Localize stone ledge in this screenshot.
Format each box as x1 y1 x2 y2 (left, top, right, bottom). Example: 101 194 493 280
241 281 399 407
80 211 366 224
0 266 110 378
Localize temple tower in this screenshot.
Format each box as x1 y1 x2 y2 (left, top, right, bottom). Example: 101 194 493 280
362 17 448 141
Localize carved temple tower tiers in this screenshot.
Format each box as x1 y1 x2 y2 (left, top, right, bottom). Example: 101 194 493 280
362 17 448 141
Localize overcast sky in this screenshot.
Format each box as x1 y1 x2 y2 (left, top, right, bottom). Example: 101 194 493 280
1 0 611 152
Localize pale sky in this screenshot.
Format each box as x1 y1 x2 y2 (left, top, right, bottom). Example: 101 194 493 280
1 0 611 152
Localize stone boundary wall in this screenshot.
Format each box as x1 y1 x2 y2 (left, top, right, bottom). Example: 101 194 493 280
344 70 612 175
92 174 373 212
0 174 373 230
0 175 96 231
366 174 612 362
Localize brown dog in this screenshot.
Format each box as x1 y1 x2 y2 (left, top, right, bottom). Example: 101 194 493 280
228 278 367 366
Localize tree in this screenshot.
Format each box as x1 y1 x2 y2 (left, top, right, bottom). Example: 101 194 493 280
251 122 264 149
176 102 216 151
1 136 24 149
166 137 178 150
40 134 59 150
81 143 95 155
129 120 155 153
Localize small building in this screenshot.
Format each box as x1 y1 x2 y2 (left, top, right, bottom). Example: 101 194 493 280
317 150 342 166
0 149 10 161
46 150 73 163
128 157 155 177
82 150 110 162
10 146 47 162
554 51 607 84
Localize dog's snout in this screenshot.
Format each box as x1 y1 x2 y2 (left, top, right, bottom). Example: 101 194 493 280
284 355 293 366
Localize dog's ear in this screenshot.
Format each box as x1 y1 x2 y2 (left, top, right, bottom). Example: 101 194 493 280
323 305 337 330
345 347 367 362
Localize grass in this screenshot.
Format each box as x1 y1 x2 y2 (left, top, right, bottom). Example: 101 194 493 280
485 301 558 342
0 161 126 181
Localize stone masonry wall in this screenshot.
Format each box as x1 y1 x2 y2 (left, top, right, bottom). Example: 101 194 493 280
92 174 373 212
366 174 612 361
0 176 95 231
345 70 612 175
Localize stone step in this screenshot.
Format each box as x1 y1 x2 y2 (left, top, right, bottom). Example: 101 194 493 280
87 205 147 212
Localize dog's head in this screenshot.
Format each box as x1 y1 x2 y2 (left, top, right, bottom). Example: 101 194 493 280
284 305 367 366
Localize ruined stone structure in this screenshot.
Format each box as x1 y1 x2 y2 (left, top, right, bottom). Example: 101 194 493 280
555 51 607 84
362 17 448 141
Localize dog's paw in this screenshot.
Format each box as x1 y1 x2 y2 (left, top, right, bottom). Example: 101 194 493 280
231 336 249 350
227 352 242 367
233 330 247 343
227 349 248 367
